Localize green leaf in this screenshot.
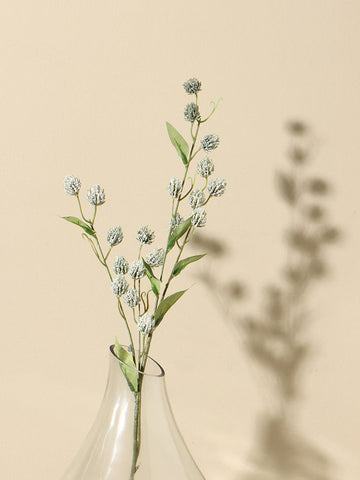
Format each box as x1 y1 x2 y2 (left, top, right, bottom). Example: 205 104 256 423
62 216 96 236
154 290 187 326
142 258 162 296
114 338 138 393
172 254 206 277
166 122 189 165
167 217 192 251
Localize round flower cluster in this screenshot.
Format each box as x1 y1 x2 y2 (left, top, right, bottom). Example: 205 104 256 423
197 157 214 178
87 185 105 206
111 275 129 297
191 208 207 228
129 260 146 280
201 134 220 152
183 77 201 95
137 226 155 245
123 288 140 308
64 175 81 196
168 178 182 198
107 226 123 247
169 213 183 232
113 256 129 275
207 178 227 197
189 189 205 209
146 248 165 267
184 103 200 123
137 313 156 335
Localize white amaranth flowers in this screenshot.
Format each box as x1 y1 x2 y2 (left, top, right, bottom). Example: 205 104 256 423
107 226 123 246
87 185 105 206
137 313 156 335
168 178 182 198
184 102 200 123
169 213 183 232
123 288 140 308
137 225 155 245
200 134 220 152
208 178 227 197
197 157 214 178
64 175 81 196
113 256 129 275
111 275 129 297
129 260 146 280
146 248 165 268
183 77 202 95
191 208 207 228
189 189 206 209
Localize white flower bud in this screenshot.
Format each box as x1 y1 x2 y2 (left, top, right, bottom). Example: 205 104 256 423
197 157 214 178
191 208 207 228
111 275 128 297
64 175 81 195
146 248 165 267
137 313 155 335
87 185 105 206
107 226 123 246
201 134 219 152
189 189 205 209
129 260 146 280
207 178 227 197
123 288 140 308
183 78 202 95
168 178 182 198
137 226 155 245
113 256 129 275
184 102 200 123
169 213 183 232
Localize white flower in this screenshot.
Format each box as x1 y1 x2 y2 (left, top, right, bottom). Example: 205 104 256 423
191 208 207 228
111 275 128 297
107 226 123 246
113 256 129 275
197 157 214 178
123 288 140 308
201 134 220 152
137 225 155 245
87 185 105 206
129 260 146 280
64 175 81 195
137 313 155 335
183 78 202 95
189 189 205 209
184 102 200 123
168 178 182 198
146 248 165 267
207 178 227 197
169 213 183 232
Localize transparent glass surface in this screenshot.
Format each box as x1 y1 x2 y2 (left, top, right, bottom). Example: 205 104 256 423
60 346 205 480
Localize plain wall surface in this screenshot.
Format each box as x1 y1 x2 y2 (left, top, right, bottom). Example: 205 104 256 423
0 1 359 478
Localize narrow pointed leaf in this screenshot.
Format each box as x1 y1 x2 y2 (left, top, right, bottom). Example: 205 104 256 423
154 290 187 326
167 217 192 251
172 254 206 277
142 258 162 296
114 338 138 393
166 122 189 165
62 216 95 236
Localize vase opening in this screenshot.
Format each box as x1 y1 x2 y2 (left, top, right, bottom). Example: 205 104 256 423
109 344 165 378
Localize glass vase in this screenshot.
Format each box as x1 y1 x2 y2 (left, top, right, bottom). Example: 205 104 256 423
60 345 205 480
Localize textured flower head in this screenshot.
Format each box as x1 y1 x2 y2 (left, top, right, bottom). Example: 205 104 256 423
197 157 214 178
207 178 227 197
137 225 155 245
189 189 206 209
129 260 146 280
146 248 165 268
168 178 182 198
201 134 220 152
64 175 81 196
191 207 207 228
183 78 201 95
184 103 200 123
111 275 128 297
113 256 129 275
123 288 140 308
169 212 183 232
107 226 123 247
137 313 156 335
87 185 105 206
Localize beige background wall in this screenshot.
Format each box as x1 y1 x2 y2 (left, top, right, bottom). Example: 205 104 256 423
1 1 359 478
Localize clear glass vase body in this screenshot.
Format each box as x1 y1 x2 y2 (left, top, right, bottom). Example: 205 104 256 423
60 346 205 480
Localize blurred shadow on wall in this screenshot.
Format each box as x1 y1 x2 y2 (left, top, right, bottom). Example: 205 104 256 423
192 121 342 480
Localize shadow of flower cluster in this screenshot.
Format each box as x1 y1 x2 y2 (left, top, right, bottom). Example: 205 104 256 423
192 120 341 480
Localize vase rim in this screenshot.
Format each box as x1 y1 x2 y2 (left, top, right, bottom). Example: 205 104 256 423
110 344 165 378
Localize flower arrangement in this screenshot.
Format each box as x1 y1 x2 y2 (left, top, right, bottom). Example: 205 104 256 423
62 78 225 479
